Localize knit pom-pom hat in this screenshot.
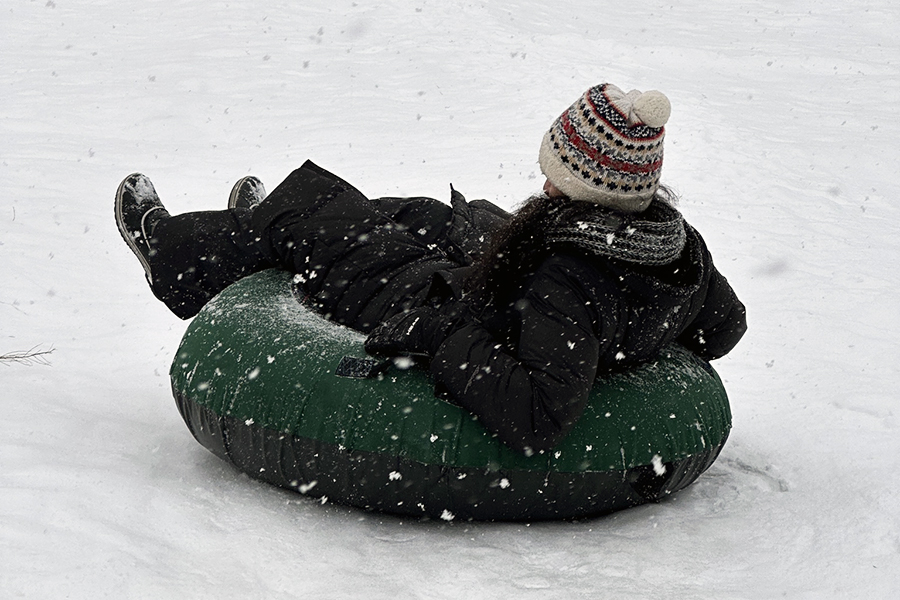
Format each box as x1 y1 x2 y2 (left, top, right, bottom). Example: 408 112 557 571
539 83 671 213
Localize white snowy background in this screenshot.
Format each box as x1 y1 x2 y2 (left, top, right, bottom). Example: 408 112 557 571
2 0 898 598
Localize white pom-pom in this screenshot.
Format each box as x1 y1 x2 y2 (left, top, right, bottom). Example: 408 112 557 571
632 90 671 128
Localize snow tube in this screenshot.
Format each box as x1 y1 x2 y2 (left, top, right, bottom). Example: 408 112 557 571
170 269 731 521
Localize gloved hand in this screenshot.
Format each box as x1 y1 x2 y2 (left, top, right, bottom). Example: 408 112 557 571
365 301 473 358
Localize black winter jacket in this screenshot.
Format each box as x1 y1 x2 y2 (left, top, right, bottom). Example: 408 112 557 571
270 162 745 454
428 224 745 453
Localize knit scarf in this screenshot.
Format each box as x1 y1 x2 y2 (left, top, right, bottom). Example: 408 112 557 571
545 199 686 266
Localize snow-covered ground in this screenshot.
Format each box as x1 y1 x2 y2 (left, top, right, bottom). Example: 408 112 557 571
2 0 898 597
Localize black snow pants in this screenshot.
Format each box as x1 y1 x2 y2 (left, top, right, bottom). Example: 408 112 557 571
145 161 481 332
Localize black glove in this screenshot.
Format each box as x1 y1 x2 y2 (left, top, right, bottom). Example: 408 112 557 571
365 301 473 358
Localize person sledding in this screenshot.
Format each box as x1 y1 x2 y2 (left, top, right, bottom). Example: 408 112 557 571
116 82 746 453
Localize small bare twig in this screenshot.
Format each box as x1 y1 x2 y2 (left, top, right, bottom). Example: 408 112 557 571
0 346 55 366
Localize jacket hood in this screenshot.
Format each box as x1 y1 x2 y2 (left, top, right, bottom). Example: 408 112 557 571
603 223 707 303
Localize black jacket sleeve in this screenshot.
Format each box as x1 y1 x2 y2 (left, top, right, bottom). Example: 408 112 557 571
677 264 747 360
429 258 609 454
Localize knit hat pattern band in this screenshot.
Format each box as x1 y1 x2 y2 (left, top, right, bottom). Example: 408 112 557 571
539 83 671 213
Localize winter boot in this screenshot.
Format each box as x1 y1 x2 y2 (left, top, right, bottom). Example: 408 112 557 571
228 175 266 210
115 173 170 284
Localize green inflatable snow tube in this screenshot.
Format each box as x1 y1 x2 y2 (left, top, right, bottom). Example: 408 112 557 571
170 269 731 521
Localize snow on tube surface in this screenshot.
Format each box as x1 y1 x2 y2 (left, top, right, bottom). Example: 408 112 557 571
170 269 731 521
